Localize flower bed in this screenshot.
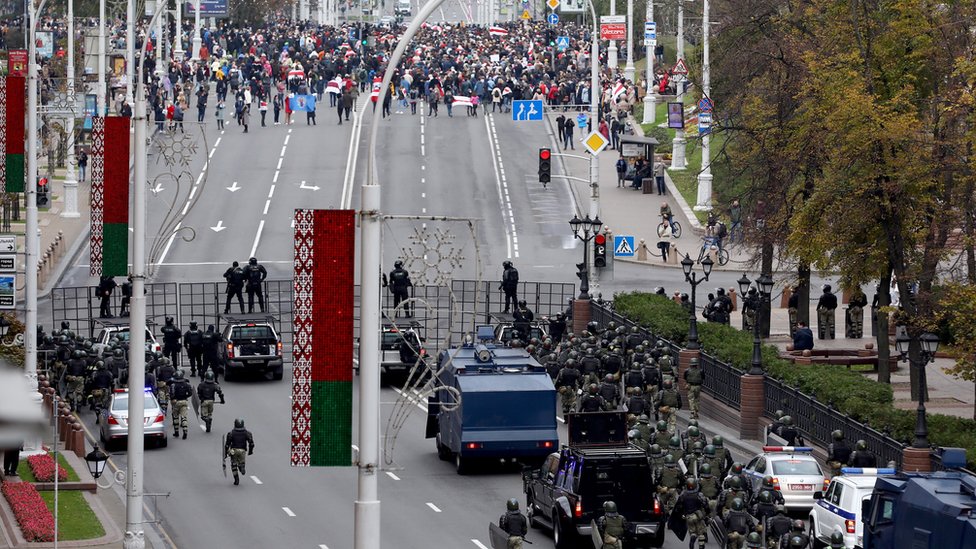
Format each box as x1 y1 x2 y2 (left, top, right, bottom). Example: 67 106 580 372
1 481 56 542
27 453 68 482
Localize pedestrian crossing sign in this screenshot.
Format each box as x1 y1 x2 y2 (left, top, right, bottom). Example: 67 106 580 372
614 235 635 257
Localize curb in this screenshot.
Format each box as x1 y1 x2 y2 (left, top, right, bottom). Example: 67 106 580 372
39 226 90 300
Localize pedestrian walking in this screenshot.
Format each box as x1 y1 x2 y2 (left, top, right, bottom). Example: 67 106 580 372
273 93 282 125
655 160 666 195
168 369 192 439
77 149 88 182
259 99 268 126
240 103 250 133
306 97 316 125
215 100 225 130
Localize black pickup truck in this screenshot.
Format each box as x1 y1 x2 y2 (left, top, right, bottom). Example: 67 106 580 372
522 412 666 548
219 314 284 381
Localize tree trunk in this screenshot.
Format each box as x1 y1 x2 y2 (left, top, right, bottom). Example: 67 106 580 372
797 263 811 326
965 180 975 284
877 266 891 384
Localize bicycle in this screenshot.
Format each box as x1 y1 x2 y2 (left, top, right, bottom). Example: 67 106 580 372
657 217 682 238
697 237 730 266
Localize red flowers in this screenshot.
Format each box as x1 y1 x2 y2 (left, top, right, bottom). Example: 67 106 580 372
1 481 55 542
26 453 68 482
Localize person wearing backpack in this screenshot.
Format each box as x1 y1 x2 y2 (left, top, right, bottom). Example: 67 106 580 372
616 157 628 188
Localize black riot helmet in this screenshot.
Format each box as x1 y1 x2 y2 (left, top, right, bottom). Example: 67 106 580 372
249 257 258 266
507 498 519 511
235 418 245 428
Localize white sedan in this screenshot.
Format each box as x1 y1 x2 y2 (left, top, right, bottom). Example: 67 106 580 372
744 446 828 511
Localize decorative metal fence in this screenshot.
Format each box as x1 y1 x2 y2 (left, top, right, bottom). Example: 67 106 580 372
50 279 577 364
764 376 905 468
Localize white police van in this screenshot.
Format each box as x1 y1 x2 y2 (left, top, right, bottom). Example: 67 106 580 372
808 467 897 548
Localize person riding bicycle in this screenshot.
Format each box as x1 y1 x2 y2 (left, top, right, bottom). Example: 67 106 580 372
660 202 677 235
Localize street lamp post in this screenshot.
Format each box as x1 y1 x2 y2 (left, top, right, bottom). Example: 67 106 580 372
670 0 687 170
624 0 635 82
895 331 939 449
174 0 184 60
608 0 618 71
681 254 713 351
738 273 773 376
569 214 603 300
191 0 202 61
97 0 106 113
641 0 656 125
63 0 80 218
694 0 712 211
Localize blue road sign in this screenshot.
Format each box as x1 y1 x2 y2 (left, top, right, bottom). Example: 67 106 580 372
644 21 656 40
613 235 635 258
556 36 570 51
547 12 559 24
698 112 713 135
512 100 544 121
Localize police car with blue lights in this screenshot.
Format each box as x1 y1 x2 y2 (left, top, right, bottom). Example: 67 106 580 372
808 467 897 548
99 388 168 450
744 447 827 511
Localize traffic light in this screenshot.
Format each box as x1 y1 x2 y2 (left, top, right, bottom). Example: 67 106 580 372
36 177 49 207
594 233 607 267
538 148 551 184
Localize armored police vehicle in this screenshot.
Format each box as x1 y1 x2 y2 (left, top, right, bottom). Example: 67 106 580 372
522 412 666 548
861 448 976 549
426 327 558 474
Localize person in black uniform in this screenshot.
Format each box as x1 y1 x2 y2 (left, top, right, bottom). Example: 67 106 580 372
2 441 23 476
500 261 519 313
245 257 268 313
223 261 246 314
548 312 567 343
826 430 852 477
778 416 803 446
160 317 183 367
202 325 223 381
848 440 878 467
676 478 709 549
183 321 205 377
512 300 534 341
224 418 255 485
97 276 117 318
498 498 528 548
817 284 838 339
119 276 132 317
89 362 115 420
765 505 792 547
578 384 606 412
156 357 175 413
388 260 412 318
196 371 225 433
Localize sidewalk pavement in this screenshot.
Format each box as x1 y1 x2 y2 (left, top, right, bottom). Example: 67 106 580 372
548 112 974 422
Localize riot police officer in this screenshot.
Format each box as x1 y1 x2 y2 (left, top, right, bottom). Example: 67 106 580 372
724 498 758 549
169 369 193 439
766 505 792 547
578 383 606 412
245 257 268 313
676 478 709 549
498 498 528 548
89 361 114 420
779 521 810 548
97 276 117 318
596 501 627 549
698 463 721 513
655 379 681 433
224 418 255 485
196 371 225 433
625 387 648 416
653 420 671 447
554 361 581 414
512 300 534 340
64 350 88 411
817 284 838 339
388 260 413 318
828 531 845 549
658 455 682 512
548 312 567 343
202 325 222 380
848 440 878 467
683 358 704 419
223 261 246 314
779 416 803 446
183 321 205 377
156 357 175 413
848 287 868 338
598 374 620 410
161 316 183 367
826 430 852 477
500 261 519 313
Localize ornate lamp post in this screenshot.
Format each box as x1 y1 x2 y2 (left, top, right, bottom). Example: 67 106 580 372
895 331 939 449
681 253 713 350
570 214 603 300
739 273 773 375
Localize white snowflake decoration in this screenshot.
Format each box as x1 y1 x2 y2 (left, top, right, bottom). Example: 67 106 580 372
400 226 465 286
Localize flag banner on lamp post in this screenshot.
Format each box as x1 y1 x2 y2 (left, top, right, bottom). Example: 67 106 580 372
1 76 26 193
89 116 131 277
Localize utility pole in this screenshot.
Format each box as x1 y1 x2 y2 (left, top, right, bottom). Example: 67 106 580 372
694 0 712 211
641 0 655 124
607 0 618 72
97 0 105 113
125 0 133 103
623 0 635 82
670 0 687 170
154 0 163 76
63 0 79 218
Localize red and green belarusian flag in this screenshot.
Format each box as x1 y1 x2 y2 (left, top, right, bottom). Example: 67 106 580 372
291 209 355 467
90 117 130 277
1 76 26 192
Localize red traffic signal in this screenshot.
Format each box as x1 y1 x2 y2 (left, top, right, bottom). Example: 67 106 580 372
594 234 606 246
538 148 552 184
38 177 48 189
594 233 607 267
539 149 551 161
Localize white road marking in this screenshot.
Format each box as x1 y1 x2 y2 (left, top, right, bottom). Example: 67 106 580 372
557 416 566 424
284 135 290 145
421 192 425 198
250 476 262 485
385 471 400 481
421 144 425 156
472 541 490 549
276 157 283 170
268 185 276 198
249 219 265 257
282 507 296 517
263 200 271 215
319 545 329 549
280 146 287 157
273 170 280 183
425 502 442 513
188 185 198 200
485 114 519 258
214 137 221 148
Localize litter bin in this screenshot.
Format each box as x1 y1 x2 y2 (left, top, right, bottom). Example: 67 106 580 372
642 178 654 194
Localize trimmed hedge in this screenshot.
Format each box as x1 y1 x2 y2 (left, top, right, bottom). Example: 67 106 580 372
612 292 976 466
